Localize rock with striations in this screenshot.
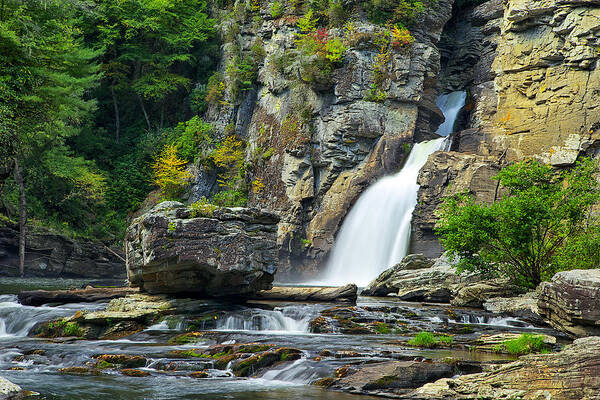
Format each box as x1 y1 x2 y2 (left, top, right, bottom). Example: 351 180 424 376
253 284 358 303
125 201 280 296
407 336 600 399
537 269 600 338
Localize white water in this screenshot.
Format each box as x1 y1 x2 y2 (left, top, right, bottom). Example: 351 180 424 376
214 305 316 333
436 91 467 136
0 295 104 339
318 91 467 287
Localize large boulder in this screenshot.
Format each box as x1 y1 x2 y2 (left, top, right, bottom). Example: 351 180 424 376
537 269 600 338
410 336 600 399
362 254 521 305
125 202 280 296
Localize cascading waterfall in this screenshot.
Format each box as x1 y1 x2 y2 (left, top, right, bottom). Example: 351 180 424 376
319 91 467 287
214 305 317 333
0 295 104 339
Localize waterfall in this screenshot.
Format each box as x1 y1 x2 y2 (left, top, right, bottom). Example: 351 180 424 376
214 305 317 333
319 91 466 287
435 91 467 136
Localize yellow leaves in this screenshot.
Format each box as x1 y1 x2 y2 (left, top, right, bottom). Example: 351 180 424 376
212 136 244 168
252 178 265 194
152 144 192 199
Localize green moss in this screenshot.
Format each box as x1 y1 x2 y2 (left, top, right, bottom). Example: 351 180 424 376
493 334 551 355
373 322 391 334
458 324 474 334
407 332 453 348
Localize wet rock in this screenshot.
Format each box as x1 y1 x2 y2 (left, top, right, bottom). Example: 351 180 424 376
231 347 302 377
120 369 150 377
537 269 600 337
58 367 100 376
451 279 525 308
94 354 147 368
189 371 209 379
0 376 24 400
253 284 357 303
409 336 600 399
483 291 544 325
125 202 279 296
330 361 453 394
0 225 125 279
18 287 136 307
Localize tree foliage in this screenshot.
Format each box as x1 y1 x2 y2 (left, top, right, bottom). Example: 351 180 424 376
436 158 600 288
152 144 193 200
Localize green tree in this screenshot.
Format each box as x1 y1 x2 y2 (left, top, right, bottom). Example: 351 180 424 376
0 0 104 274
435 158 600 288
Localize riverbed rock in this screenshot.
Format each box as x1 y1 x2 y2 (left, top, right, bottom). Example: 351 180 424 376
0 377 24 400
329 360 454 395
253 284 357 303
483 291 543 325
0 224 125 279
537 269 600 338
408 336 600 399
362 254 508 304
125 201 279 297
18 287 137 306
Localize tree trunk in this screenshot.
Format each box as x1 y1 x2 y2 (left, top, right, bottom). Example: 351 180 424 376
13 158 26 278
138 95 151 131
111 81 120 143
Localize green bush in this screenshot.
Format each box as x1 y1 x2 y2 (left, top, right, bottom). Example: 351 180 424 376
493 334 551 355
190 197 218 217
436 158 600 288
166 116 214 163
212 189 248 207
407 332 453 348
270 1 285 18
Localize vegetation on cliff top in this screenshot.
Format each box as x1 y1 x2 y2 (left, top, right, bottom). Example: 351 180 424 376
436 158 600 288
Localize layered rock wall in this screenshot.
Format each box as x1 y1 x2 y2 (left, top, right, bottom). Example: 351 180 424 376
200 1 455 278
412 0 600 256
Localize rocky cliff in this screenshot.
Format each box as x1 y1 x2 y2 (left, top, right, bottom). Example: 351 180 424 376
192 0 600 276
197 0 455 278
0 224 125 279
412 0 600 256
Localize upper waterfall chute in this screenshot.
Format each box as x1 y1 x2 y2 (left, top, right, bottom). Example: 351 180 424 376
316 91 466 287
435 91 467 136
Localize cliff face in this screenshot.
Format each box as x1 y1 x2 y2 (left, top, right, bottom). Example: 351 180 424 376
196 0 600 276
201 0 454 278
411 0 600 257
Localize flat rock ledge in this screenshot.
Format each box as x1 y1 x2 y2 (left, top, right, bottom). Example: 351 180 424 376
18 287 137 306
406 336 600 399
538 269 600 338
125 201 280 297
252 284 358 303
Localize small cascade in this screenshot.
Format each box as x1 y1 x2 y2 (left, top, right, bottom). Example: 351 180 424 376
215 305 317 333
261 358 329 384
0 295 104 338
318 91 466 287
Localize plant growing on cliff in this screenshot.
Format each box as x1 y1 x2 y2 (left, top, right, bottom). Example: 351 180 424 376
211 136 248 207
152 144 193 200
436 158 600 288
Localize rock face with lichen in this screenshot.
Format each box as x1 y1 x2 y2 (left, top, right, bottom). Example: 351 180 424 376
197 0 455 278
411 0 600 256
537 269 600 338
124 201 279 296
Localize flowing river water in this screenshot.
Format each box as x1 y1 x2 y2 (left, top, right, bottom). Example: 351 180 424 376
0 279 563 400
